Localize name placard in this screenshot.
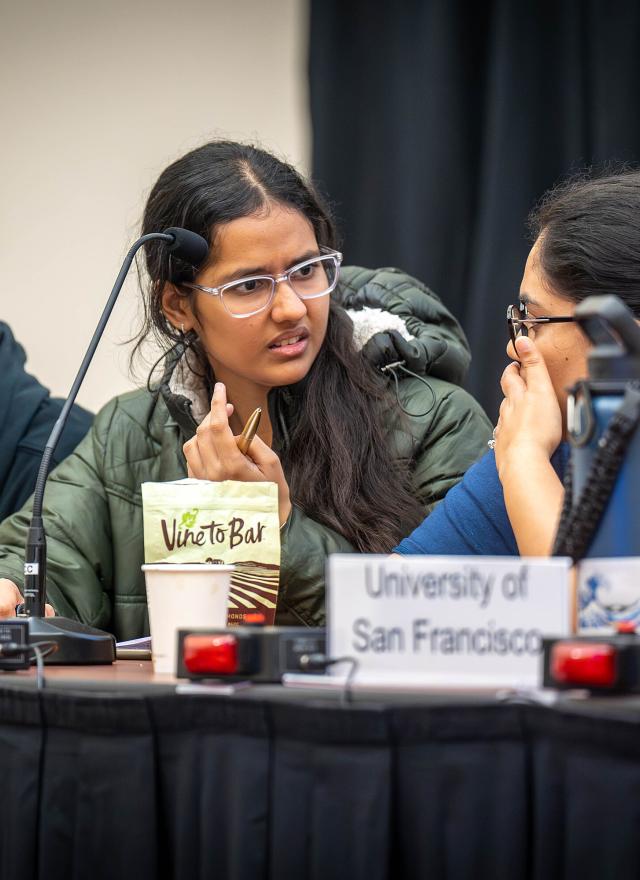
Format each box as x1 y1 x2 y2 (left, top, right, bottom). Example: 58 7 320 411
327 555 572 687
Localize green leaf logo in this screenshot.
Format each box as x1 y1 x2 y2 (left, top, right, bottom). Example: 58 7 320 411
181 508 198 528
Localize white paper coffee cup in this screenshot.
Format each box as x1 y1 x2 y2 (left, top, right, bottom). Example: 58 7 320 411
142 563 234 674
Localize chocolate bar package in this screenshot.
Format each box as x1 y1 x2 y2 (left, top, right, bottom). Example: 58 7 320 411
142 479 280 625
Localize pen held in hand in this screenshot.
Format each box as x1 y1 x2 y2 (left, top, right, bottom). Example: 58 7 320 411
236 407 262 455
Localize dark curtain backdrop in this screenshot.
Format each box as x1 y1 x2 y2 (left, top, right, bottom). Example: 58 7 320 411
309 0 640 418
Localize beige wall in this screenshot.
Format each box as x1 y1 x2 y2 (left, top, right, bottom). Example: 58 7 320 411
0 0 310 411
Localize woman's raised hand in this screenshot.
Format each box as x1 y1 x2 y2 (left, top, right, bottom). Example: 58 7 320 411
495 335 562 477
494 335 565 555
182 382 292 526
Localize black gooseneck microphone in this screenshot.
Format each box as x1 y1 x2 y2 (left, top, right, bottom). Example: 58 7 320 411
17 227 209 664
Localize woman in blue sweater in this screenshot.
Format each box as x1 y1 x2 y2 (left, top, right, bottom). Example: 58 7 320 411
396 170 640 558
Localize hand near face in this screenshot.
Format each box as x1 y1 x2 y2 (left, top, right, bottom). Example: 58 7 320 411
495 335 563 477
183 383 292 526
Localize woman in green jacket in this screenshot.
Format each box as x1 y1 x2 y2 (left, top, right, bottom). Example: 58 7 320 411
0 141 491 638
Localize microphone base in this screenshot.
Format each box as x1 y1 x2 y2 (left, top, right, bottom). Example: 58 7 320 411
20 615 116 665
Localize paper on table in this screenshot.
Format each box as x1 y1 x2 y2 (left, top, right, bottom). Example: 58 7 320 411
175 681 253 695
116 636 152 648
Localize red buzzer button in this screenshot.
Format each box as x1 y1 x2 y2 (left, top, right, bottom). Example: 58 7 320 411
551 642 617 688
616 621 636 635
183 634 238 675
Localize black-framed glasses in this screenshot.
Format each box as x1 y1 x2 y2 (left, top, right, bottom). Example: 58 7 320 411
507 303 576 345
182 248 342 318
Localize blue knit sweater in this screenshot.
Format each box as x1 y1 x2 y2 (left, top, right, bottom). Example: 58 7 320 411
395 445 570 556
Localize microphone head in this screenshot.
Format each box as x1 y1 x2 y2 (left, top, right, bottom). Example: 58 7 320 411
163 227 209 268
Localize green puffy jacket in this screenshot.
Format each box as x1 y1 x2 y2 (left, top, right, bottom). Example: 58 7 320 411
0 267 492 639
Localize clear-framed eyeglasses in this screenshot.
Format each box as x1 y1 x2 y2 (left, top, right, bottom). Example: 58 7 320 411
182 248 343 318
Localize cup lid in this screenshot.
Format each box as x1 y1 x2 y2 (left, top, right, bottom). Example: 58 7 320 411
141 563 235 572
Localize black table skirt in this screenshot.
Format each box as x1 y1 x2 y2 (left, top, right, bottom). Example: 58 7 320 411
1 684 640 880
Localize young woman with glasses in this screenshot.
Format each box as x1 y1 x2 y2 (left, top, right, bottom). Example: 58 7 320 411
396 169 640 559
0 141 491 635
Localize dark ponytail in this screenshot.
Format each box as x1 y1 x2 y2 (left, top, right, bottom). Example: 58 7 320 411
136 141 424 552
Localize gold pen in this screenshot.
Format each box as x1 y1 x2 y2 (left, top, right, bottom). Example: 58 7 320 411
236 407 262 455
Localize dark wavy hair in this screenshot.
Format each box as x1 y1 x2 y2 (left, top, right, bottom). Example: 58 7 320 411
528 168 640 315
137 141 424 552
